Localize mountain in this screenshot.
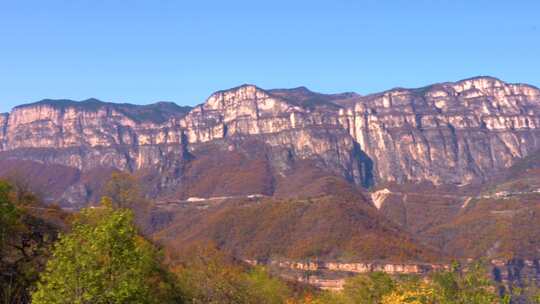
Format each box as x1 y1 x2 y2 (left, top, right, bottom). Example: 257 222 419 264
420 150 540 260
154 171 441 262
1 76 539 208
2 76 540 290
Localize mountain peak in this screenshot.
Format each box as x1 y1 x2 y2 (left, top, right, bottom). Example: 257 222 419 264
210 84 265 96
454 75 505 88
202 84 271 111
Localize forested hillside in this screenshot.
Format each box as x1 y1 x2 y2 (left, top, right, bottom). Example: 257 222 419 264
2 175 540 304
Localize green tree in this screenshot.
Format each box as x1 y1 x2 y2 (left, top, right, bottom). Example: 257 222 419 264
342 272 395 304
172 243 294 304
0 181 21 304
430 263 461 304
455 262 500 304
242 266 292 304
304 262 509 304
174 243 249 304
380 275 434 304
429 262 503 304
32 199 180 304
0 181 18 250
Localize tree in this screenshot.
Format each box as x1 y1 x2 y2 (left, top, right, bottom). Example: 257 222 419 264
102 171 155 233
342 272 395 304
103 171 142 209
173 243 250 304
380 283 433 304
32 199 180 304
301 262 509 304
242 266 292 304
380 276 434 304
429 262 501 304
454 262 500 304
430 264 461 304
0 181 22 304
172 242 293 304
0 180 63 304
0 181 18 252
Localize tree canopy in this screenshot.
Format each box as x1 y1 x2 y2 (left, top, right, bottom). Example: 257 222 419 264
32 199 180 304
172 243 293 304
294 264 510 304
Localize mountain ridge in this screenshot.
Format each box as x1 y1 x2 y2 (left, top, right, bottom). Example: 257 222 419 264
10 75 539 113
8 76 535 108
2 76 540 279
0 75 539 207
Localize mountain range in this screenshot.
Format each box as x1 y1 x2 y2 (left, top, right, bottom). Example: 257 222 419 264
1 76 540 287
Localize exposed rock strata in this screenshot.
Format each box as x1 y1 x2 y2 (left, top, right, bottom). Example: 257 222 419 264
247 259 449 274
0 113 8 150
250 258 540 292
1 77 539 204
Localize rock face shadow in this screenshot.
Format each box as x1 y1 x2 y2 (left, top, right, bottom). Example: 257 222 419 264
353 142 374 188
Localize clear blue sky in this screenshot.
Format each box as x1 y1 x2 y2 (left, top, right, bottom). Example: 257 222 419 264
1 0 539 113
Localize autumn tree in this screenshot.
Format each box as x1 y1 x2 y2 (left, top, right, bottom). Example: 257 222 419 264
429 262 503 304
343 272 395 303
172 242 292 304
0 181 18 252
103 171 142 209
380 276 433 304
0 181 21 304
173 243 251 304
302 262 506 304
0 180 63 304
242 266 292 304
32 199 180 304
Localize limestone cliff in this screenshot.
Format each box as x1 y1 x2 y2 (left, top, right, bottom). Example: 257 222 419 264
1 76 539 205
3 99 192 171
341 77 540 184
0 113 8 150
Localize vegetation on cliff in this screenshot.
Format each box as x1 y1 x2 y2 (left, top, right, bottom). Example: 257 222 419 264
296 264 507 304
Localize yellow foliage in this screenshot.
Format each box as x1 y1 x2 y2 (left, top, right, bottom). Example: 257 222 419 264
381 282 434 304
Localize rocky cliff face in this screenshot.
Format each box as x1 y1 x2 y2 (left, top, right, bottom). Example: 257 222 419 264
340 77 540 184
0 113 8 150
181 85 365 184
2 99 192 171
249 258 540 292
1 77 539 204
246 259 450 291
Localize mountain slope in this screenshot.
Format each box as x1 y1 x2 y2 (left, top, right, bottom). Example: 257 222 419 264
420 151 540 259
154 174 440 262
